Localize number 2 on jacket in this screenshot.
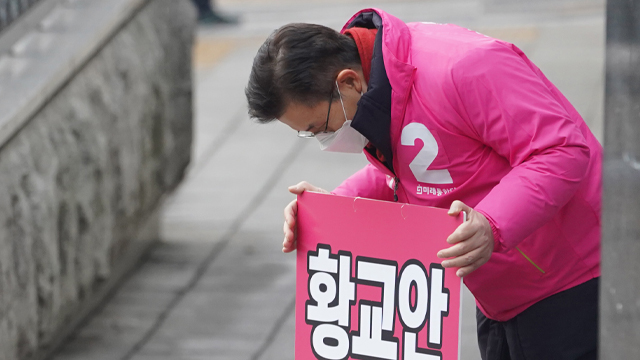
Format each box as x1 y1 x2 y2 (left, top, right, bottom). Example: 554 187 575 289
401 123 453 184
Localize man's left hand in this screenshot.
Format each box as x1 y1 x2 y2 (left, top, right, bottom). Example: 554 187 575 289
437 200 494 277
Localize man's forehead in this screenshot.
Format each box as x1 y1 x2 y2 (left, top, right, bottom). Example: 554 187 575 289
286 100 324 114
279 101 325 129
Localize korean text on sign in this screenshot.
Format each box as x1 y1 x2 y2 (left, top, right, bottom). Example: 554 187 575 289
305 244 449 360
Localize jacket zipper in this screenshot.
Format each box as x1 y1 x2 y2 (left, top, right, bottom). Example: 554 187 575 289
362 148 403 203
390 70 415 203
393 176 399 202
515 247 546 274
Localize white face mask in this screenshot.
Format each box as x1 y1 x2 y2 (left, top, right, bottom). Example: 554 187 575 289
315 82 368 153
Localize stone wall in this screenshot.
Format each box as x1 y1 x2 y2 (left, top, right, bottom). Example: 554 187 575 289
0 1 195 359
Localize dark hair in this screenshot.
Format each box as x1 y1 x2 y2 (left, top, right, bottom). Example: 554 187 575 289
245 23 361 123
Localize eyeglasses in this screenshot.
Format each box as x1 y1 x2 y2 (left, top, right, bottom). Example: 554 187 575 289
297 90 333 138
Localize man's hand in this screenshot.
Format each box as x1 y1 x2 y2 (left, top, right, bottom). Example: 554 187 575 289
283 181 329 253
437 200 494 277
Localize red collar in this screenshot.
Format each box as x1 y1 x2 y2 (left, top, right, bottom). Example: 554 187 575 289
342 27 378 83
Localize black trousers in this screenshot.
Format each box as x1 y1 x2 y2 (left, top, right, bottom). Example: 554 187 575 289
476 278 599 360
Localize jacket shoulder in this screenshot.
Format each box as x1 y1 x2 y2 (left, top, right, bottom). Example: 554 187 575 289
407 23 511 63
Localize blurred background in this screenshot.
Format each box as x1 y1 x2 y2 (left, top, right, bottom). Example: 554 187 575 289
0 0 607 359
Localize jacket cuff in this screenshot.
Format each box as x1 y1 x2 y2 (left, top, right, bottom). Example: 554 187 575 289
475 209 504 253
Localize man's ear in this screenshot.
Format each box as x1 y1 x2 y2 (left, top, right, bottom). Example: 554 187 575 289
336 68 365 94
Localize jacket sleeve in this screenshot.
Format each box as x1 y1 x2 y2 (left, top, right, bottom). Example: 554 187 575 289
451 43 591 252
332 164 395 201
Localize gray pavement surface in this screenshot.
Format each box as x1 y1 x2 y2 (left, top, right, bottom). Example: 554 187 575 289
51 0 605 359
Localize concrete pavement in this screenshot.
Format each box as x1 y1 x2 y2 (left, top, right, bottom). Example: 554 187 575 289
51 0 605 359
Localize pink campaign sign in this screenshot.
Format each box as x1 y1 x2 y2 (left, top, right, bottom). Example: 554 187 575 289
296 192 463 360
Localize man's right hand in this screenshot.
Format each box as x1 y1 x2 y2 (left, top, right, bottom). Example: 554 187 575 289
283 181 329 253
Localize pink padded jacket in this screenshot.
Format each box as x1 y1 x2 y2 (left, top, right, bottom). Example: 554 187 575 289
332 9 602 321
